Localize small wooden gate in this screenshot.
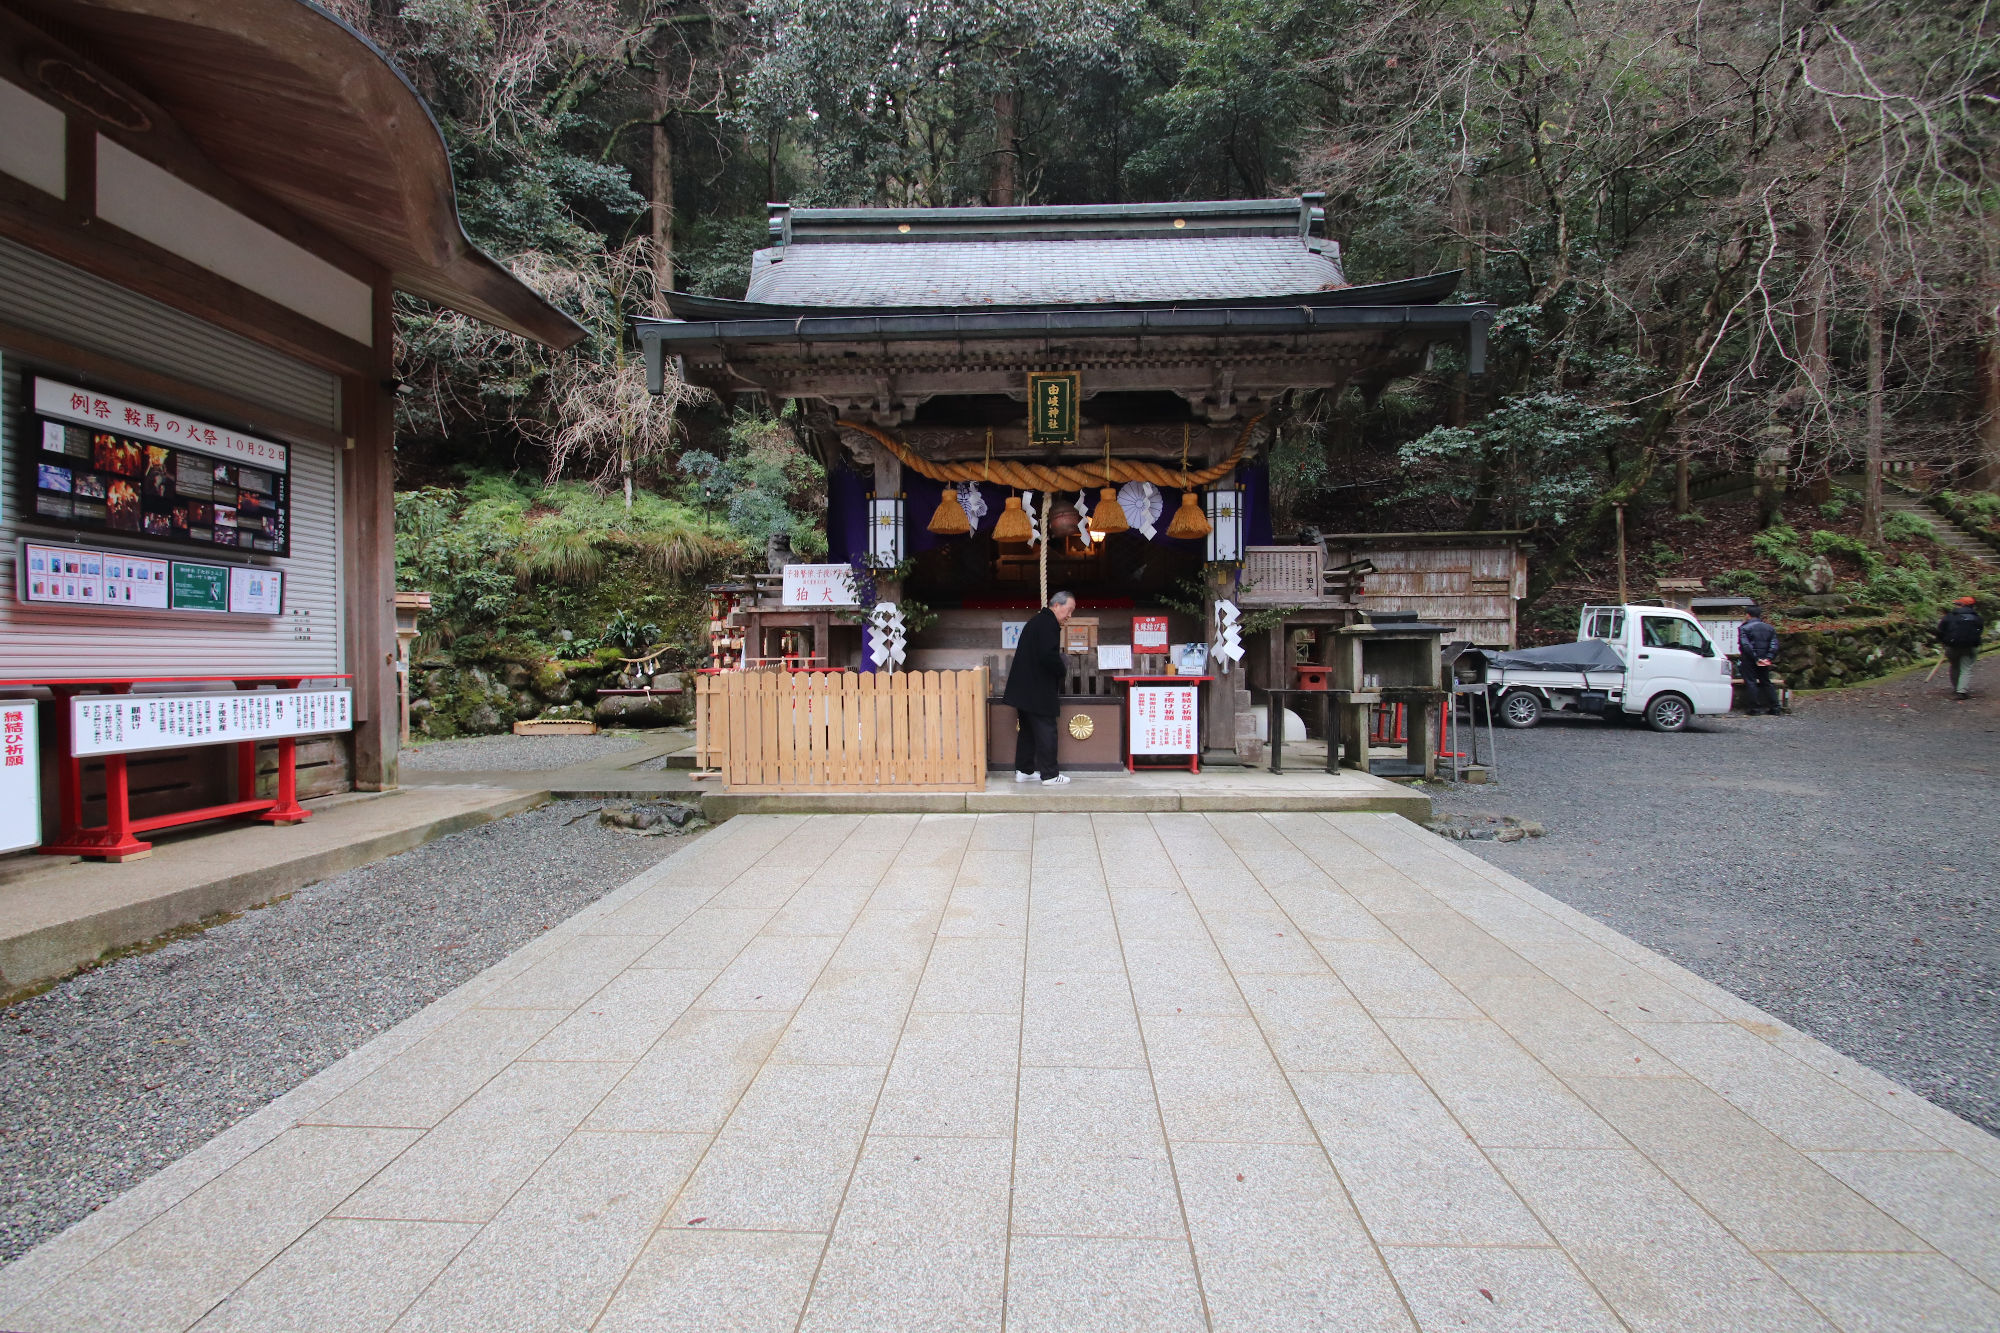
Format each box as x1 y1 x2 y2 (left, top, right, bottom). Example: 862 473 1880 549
695 669 988 792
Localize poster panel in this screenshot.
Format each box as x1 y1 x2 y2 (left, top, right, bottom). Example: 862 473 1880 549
1129 684 1199 755
781 564 858 606
0 701 40 853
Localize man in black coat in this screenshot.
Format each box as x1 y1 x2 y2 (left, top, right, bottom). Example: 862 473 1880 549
1004 591 1077 784
1737 607 1781 715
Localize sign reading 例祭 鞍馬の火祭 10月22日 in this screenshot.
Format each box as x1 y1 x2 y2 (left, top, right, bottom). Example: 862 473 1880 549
0 700 40 854
70 689 352 758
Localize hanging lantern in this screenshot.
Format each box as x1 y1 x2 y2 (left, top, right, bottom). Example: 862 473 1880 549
1048 500 1082 540
1090 485 1130 534
926 484 971 536
1205 485 1245 561
992 494 1034 543
1165 489 1212 540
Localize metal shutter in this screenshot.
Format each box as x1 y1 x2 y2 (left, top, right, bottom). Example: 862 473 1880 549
1 240 346 679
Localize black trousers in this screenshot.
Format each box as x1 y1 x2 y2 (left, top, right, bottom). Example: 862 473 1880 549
1741 661 1777 713
1014 710 1059 779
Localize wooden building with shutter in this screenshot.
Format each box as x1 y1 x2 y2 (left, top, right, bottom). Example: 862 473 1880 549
0 0 580 845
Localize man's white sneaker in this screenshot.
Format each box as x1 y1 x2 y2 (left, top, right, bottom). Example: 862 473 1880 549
1014 771 1040 782
1041 774 1071 786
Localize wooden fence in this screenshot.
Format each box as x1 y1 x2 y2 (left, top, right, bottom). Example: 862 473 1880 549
694 668 988 791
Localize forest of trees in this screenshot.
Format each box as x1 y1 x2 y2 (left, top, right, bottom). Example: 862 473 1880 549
335 0 1997 586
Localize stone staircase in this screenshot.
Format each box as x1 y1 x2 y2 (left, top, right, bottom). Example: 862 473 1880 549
1878 484 2000 567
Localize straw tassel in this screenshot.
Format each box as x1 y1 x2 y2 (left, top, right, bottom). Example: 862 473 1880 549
1165 424 1213 540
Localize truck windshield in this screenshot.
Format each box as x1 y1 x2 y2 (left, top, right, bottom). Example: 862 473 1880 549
1641 616 1713 654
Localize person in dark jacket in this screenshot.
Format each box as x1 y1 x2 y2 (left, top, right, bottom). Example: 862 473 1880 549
1937 596 1984 700
1737 607 1781 715
1003 591 1077 784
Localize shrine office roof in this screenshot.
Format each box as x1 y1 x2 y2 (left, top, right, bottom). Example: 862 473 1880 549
659 198 1473 320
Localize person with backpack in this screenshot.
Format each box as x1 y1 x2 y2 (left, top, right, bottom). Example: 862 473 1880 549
1736 607 1782 715
1937 596 1985 701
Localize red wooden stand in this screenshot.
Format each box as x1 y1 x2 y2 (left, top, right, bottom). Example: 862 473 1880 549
1112 675 1213 774
0 675 345 863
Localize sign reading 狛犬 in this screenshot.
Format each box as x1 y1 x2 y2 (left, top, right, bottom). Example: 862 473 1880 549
780 564 859 607
1027 372 1079 446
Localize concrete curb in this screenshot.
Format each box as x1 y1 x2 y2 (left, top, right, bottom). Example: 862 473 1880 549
0 790 550 996
698 789 1432 822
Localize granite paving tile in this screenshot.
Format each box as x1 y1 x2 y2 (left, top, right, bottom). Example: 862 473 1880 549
584 1007 790 1133
1004 1235 1207 1332
1762 1252 2000 1333
1382 1244 1624 1333
1806 1150 2000 1287
594 1228 823 1333
800 1238 1005 1333
188 1219 476 1333
1381 1018 1623 1149
522 968 714 1063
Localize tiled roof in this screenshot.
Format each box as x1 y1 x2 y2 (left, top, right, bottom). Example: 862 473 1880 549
745 235 1347 307
737 198 1348 308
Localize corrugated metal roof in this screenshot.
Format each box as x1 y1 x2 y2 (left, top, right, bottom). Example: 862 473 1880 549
745 235 1348 307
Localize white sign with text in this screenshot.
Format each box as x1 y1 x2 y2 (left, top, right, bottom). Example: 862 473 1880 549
1129 684 1199 755
0 701 40 853
71 689 352 758
781 564 858 606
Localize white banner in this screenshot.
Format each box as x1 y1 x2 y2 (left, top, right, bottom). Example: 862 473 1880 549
0 701 40 853
1130 684 1199 755
71 689 352 757
781 563 858 606
35 377 289 472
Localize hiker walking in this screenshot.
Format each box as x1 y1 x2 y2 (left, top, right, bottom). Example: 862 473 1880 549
1937 596 1984 701
1737 607 1781 715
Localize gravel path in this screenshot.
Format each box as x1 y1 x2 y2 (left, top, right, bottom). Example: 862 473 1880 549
398 734 643 772
1431 661 1999 1135
0 800 694 1262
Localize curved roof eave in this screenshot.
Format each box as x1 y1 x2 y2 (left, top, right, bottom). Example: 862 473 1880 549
12 0 584 349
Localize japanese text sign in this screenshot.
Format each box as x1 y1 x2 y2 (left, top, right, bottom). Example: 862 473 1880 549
35 377 289 472
0 701 39 854
1133 615 1171 652
71 689 352 758
1026 372 1079 446
1129 684 1199 756
780 564 859 606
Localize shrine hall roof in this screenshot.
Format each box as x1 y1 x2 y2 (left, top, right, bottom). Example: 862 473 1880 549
677 198 1402 315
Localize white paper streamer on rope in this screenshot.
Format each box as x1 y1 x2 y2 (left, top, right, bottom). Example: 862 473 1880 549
868 601 908 670
1212 599 1245 673
1022 490 1040 545
956 481 988 526
1075 490 1092 542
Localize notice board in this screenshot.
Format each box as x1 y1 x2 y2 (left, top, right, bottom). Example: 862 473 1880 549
0 700 38 853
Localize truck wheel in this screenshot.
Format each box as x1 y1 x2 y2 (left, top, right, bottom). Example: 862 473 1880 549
1498 690 1543 728
1644 693 1692 732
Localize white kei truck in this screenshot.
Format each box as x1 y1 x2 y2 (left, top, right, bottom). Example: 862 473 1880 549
1487 604 1737 732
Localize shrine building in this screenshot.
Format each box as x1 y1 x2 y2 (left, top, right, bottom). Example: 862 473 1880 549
640 198 1494 769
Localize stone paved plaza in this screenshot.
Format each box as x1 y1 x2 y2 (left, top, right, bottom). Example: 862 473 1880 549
3 811 1997 1331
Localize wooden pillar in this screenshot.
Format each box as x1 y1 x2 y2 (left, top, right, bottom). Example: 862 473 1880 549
343 276 400 790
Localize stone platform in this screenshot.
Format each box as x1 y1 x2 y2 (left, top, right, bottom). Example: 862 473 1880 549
3 812 1994 1331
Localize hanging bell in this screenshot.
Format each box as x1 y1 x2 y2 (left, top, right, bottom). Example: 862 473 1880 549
1048 500 1082 540
926 484 972 536
991 494 1034 543
1090 485 1130 535
1165 489 1212 540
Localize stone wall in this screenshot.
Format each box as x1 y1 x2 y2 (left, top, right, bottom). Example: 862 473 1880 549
408 653 688 738
1775 604 1993 690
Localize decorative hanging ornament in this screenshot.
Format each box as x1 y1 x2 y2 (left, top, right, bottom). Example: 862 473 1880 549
927 483 972 536
1090 424 1131 534
1049 499 1082 539
955 481 988 526
1023 491 1040 545
1075 490 1094 543
1165 423 1213 540
1117 480 1163 539
992 493 1034 543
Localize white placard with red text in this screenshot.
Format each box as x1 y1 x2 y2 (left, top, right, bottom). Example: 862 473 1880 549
781 564 858 606
34 376 289 472
1133 615 1171 652
0 701 40 852
1129 684 1199 755
71 689 351 758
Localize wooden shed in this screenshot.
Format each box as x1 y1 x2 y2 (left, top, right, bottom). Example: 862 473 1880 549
1323 534 1529 648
